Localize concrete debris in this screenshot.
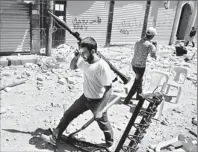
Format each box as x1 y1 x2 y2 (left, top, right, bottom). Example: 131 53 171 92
21 73 27 78
35 106 43 111
37 84 43 90
45 76 52 80
24 71 31 77
37 75 44 81
160 120 169 126
7 107 12 110
51 103 61 108
117 127 122 131
172 108 181 113
2 72 12 77
0 108 7 114
0 44 197 151
4 87 12 92
37 57 61 69
46 71 51 76
37 81 43 85
68 85 74 90
24 63 38 70
42 69 48 73
67 77 76 85
56 44 71 50
56 56 66 62
58 78 66 85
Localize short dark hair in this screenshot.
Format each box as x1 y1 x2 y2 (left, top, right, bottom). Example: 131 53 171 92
145 34 154 40
80 37 97 52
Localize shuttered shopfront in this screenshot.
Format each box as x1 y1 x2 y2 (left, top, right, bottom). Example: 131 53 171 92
0 0 31 54
110 1 176 45
65 1 109 47
111 1 153 45
154 1 177 44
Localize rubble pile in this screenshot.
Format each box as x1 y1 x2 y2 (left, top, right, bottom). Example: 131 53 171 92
0 44 197 151
52 44 75 63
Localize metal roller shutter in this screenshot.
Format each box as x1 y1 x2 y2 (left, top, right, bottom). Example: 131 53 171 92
0 0 31 53
111 1 147 45
111 1 177 45
155 1 176 44
65 1 109 47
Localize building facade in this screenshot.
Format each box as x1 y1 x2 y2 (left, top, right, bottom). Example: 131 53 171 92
0 0 197 55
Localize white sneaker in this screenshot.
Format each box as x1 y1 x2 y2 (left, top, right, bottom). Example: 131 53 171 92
40 134 56 145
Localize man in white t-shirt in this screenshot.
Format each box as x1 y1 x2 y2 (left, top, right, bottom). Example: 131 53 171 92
42 37 114 150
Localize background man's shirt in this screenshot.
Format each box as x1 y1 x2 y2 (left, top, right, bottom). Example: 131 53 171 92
132 38 156 68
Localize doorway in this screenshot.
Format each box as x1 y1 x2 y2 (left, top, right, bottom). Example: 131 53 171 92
176 3 191 40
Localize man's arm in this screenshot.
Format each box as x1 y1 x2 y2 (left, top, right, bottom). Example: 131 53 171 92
150 43 157 60
70 50 80 70
150 51 157 60
94 85 112 119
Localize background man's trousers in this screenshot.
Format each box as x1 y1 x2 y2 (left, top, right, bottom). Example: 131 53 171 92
124 66 145 104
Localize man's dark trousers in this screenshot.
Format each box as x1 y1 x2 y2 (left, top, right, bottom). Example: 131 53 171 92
55 94 114 145
124 66 145 104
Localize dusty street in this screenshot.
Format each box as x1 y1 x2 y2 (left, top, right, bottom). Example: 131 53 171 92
0 44 197 152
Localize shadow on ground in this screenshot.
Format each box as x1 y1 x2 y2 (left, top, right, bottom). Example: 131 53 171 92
2 128 79 152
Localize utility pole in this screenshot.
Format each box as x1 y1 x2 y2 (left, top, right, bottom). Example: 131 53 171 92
64 1 67 43
169 1 180 45
141 0 151 38
46 0 54 56
105 1 115 47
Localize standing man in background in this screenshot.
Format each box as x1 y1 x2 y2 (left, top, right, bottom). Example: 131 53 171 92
124 27 158 104
185 27 197 47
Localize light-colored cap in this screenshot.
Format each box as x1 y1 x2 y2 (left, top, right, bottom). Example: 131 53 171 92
146 27 157 36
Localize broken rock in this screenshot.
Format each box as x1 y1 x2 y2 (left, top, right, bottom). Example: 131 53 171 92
37 75 44 81
4 87 12 92
160 120 168 126
58 78 66 85
0 108 7 114
172 108 181 113
46 71 51 76
67 77 75 85
56 56 66 62
2 72 11 77
25 71 31 77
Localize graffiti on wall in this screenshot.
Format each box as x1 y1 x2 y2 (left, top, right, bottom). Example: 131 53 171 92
118 18 173 35
118 18 142 35
104 1 109 10
156 18 173 27
72 16 102 31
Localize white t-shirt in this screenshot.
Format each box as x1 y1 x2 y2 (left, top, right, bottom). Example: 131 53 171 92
77 57 112 99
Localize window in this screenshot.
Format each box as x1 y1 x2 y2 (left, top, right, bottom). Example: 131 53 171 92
55 4 64 11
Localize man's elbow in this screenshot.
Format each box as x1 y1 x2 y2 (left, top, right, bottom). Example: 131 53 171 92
70 64 77 70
